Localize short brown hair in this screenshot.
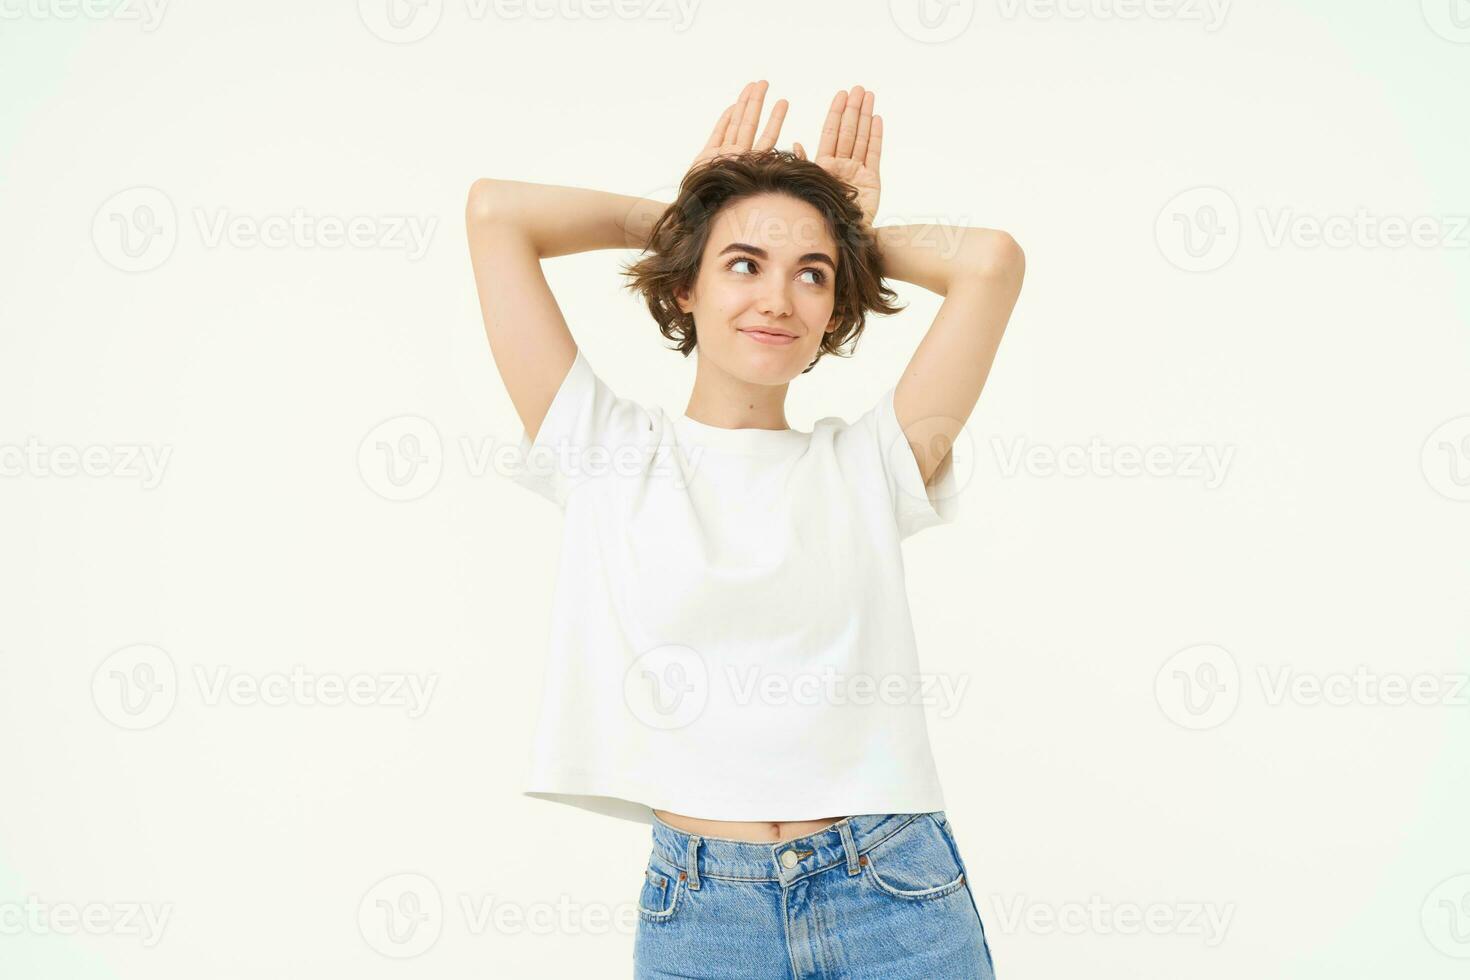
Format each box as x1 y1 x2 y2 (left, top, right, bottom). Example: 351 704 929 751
620 148 903 375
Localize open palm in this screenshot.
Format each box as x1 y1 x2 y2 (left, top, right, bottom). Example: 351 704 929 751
691 79 789 173
795 86 883 228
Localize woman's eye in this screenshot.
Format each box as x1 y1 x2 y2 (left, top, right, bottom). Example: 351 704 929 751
728 257 756 275
799 268 827 286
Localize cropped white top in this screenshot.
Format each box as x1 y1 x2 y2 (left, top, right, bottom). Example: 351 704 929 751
506 348 961 824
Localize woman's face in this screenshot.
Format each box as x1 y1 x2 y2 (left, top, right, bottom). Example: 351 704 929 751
675 192 839 385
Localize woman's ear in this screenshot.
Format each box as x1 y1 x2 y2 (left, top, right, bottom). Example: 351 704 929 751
675 285 692 315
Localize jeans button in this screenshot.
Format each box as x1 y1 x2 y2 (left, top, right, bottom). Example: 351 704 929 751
780 849 799 869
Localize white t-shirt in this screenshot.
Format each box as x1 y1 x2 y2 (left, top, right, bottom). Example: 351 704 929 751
506 348 962 824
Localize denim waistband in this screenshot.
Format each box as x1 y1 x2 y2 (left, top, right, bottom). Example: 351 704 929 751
649 812 941 887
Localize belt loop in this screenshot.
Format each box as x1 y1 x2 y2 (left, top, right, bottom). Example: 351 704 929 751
838 819 860 876
685 834 702 891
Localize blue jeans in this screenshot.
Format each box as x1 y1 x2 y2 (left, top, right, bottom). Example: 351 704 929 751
634 811 996 979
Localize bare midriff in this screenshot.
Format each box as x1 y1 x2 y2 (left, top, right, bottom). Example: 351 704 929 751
653 808 849 843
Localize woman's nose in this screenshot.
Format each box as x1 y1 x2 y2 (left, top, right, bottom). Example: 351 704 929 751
758 287 792 319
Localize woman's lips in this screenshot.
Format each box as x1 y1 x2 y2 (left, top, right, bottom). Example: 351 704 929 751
740 329 797 346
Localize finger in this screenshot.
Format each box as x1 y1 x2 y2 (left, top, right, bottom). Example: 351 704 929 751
755 97 788 152
702 102 736 154
793 141 806 160
715 102 740 154
851 89 875 164
721 82 752 146
725 82 753 143
835 84 863 158
864 114 884 173
736 79 768 149
816 89 846 159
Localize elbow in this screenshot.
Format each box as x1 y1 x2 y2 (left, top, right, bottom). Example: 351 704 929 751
952 230 1023 290
993 231 1025 279
963 229 1025 283
465 178 509 227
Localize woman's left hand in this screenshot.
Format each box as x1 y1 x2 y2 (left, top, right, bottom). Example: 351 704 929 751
795 86 883 228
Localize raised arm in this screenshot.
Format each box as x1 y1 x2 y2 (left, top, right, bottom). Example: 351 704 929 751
464 179 667 441
878 222 1026 486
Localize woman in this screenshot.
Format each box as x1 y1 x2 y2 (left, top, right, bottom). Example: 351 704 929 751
466 80 1024 979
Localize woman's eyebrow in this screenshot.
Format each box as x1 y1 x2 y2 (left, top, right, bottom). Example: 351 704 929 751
716 242 836 270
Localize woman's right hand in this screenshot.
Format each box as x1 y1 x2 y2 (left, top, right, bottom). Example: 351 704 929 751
689 79 789 174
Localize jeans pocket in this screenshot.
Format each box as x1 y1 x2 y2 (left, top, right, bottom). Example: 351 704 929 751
637 850 685 922
860 813 968 901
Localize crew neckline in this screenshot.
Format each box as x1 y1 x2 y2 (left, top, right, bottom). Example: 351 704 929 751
671 410 811 454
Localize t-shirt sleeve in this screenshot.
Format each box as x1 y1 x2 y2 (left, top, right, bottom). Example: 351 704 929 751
856 384 962 540
506 348 654 509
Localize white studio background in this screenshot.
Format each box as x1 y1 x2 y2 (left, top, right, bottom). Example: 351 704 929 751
1 1 1467 977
